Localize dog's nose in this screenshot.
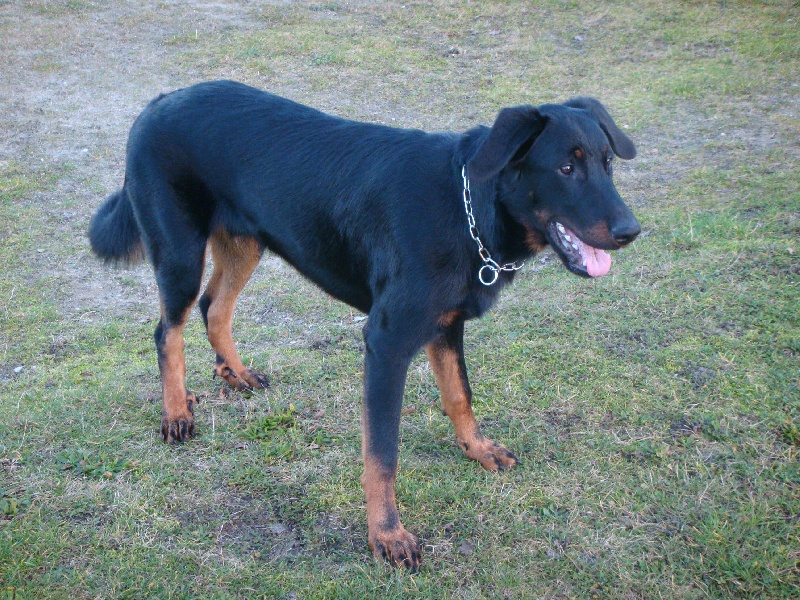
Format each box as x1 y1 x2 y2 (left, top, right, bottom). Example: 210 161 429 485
611 221 641 247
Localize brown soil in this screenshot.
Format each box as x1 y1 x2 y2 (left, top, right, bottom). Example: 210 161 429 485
0 1 278 320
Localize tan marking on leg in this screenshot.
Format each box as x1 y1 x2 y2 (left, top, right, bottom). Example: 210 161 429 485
425 341 518 471
361 455 420 571
204 231 267 390
160 305 198 443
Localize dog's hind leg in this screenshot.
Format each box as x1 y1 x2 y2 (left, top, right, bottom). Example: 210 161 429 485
425 319 518 471
198 231 268 391
153 236 206 444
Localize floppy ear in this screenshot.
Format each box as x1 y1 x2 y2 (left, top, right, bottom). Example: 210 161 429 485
564 97 637 159
467 105 545 182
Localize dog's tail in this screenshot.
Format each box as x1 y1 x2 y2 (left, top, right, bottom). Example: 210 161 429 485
88 187 144 263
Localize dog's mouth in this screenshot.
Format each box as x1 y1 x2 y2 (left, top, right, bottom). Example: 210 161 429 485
546 221 611 278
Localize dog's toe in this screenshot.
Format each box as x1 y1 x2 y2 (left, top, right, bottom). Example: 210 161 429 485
369 526 421 572
214 363 269 391
461 437 518 471
161 393 197 443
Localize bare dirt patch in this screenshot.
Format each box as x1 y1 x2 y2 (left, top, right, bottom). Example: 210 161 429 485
0 1 269 321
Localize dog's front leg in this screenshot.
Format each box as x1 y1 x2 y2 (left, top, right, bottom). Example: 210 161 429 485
361 321 421 571
425 319 518 471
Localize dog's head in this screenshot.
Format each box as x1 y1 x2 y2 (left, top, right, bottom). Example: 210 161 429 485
468 98 640 278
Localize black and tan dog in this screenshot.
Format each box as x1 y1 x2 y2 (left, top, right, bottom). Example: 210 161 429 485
90 80 640 570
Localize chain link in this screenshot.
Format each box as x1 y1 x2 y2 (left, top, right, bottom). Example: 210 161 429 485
461 166 525 286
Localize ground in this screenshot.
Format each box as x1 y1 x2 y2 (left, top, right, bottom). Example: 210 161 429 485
0 1 798 599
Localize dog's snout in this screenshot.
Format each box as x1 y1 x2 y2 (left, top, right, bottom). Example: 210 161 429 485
611 221 641 247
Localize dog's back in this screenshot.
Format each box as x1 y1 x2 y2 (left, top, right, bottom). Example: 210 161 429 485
97 80 465 311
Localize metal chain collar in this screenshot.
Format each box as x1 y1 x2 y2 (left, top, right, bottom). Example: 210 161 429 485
461 165 525 286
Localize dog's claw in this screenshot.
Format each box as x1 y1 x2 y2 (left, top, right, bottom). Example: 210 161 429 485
460 438 519 471
250 371 270 388
161 393 197 443
369 526 421 573
213 363 269 391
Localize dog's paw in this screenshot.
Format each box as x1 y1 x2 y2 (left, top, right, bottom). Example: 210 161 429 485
369 525 421 572
214 363 269 391
460 437 519 471
242 368 270 389
161 392 197 443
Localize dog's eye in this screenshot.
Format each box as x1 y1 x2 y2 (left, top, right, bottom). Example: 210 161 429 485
560 164 573 176
605 156 613 171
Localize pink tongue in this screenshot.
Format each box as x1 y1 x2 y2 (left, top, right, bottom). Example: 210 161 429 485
577 239 611 277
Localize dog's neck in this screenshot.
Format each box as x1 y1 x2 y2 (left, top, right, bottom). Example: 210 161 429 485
461 166 525 286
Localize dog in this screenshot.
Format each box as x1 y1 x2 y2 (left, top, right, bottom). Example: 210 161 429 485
89 80 640 571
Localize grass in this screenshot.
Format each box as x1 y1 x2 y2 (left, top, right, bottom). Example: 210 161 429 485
1 0 799 598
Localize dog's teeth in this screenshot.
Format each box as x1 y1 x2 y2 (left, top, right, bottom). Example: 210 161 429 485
557 224 565 233
571 243 579 250
564 234 572 242
582 258 587 266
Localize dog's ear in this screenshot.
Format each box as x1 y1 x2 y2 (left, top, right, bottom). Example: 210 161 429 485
468 105 545 182
564 97 637 159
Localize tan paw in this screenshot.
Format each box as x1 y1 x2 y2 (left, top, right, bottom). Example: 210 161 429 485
459 437 518 471
161 392 198 443
369 525 421 572
214 362 269 391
